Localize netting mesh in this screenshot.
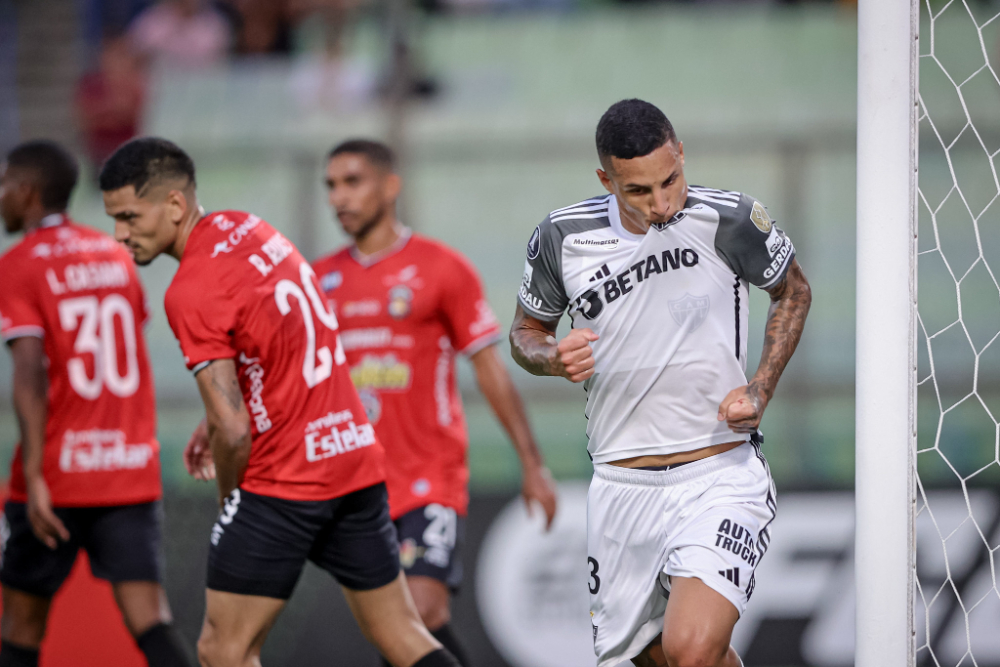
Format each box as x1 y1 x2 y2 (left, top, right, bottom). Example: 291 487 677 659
916 1 1000 665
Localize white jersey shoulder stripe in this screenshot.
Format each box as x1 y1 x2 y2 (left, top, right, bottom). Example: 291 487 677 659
550 210 610 223
688 185 740 200
551 202 610 218
550 195 612 216
688 191 740 209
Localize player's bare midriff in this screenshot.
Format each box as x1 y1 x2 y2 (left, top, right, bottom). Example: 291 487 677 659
607 440 745 469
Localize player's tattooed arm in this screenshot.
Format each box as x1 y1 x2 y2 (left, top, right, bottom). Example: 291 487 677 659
11 337 70 549
718 259 812 433
194 359 252 506
509 305 599 383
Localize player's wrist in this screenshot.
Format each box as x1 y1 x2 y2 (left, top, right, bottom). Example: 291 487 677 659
25 472 46 488
521 459 547 476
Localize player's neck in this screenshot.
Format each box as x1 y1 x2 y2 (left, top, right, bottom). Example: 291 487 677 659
19 207 59 234
168 205 205 261
354 217 403 257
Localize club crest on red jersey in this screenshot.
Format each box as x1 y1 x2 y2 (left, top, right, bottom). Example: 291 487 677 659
388 285 413 319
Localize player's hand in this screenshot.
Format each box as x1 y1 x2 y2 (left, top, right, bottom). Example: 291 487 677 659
26 478 70 550
522 465 558 531
717 384 767 433
184 418 216 481
554 328 599 383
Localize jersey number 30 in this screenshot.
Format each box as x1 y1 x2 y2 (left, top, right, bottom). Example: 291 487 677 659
58 295 140 400
275 262 346 388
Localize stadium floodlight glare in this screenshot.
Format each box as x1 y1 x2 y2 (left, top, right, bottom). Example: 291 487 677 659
856 1 919 666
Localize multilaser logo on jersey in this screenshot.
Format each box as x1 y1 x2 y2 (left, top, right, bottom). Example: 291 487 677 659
573 248 700 320
350 354 412 391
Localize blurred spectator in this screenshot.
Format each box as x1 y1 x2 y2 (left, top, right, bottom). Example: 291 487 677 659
223 0 294 54
128 0 233 68
75 35 147 171
288 0 378 110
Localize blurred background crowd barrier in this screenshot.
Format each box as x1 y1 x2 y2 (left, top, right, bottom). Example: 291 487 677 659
1 0 999 665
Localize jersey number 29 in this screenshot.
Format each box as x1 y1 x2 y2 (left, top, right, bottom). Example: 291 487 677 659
275 262 346 388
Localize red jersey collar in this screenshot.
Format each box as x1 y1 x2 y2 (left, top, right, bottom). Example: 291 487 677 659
29 213 70 233
349 225 412 268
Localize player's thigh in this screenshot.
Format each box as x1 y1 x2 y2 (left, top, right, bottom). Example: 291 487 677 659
0 501 80 644
395 503 465 629
85 501 164 588
341 572 438 667
587 469 672 666
310 482 401 595
661 576 739 665
199 589 285 666
661 452 775 619
207 488 320 601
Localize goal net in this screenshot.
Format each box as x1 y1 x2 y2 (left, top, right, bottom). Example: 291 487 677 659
915 1 1000 666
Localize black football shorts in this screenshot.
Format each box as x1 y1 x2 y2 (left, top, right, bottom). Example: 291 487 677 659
207 482 400 599
0 500 163 598
395 503 465 591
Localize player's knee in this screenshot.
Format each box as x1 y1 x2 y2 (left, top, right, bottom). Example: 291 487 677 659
413 597 450 631
0 604 48 646
196 628 244 667
662 632 728 667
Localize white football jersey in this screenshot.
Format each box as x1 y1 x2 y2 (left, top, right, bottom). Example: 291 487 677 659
517 186 795 463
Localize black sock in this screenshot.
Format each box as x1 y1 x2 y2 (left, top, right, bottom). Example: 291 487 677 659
430 625 470 667
0 643 39 667
412 648 462 667
136 623 196 667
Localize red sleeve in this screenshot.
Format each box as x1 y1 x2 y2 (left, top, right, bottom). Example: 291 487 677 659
0 256 45 342
439 250 502 356
164 273 239 371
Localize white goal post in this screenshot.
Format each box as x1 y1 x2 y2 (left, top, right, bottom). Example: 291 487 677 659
855 1 919 666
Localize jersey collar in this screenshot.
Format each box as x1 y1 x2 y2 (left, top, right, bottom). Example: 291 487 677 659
39 213 68 229
607 196 646 242
349 225 412 268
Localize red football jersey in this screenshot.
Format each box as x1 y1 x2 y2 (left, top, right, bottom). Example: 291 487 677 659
312 230 502 518
0 216 161 507
164 211 384 501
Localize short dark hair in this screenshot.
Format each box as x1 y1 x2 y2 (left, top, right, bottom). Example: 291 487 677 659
99 137 195 195
6 140 79 211
596 99 677 164
328 139 395 171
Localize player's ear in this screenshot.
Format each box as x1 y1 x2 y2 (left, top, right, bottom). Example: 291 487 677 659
677 141 685 165
9 171 39 211
385 172 402 202
596 168 614 194
165 190 190 225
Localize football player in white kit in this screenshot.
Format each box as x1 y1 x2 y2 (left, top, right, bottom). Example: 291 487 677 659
510 99 811 667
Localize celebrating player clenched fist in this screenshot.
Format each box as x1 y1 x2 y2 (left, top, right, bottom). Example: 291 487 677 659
553 328 599 383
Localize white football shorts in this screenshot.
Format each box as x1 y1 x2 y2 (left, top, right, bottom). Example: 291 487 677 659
587 442 776 666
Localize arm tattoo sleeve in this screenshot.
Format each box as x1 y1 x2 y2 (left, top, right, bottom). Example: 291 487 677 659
747 259 812 404
509 306 561 377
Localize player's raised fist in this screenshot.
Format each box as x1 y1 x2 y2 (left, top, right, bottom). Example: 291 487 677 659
717 384 767 433
555 328 599 383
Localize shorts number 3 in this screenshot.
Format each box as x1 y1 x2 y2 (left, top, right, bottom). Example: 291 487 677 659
588 556 601 594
